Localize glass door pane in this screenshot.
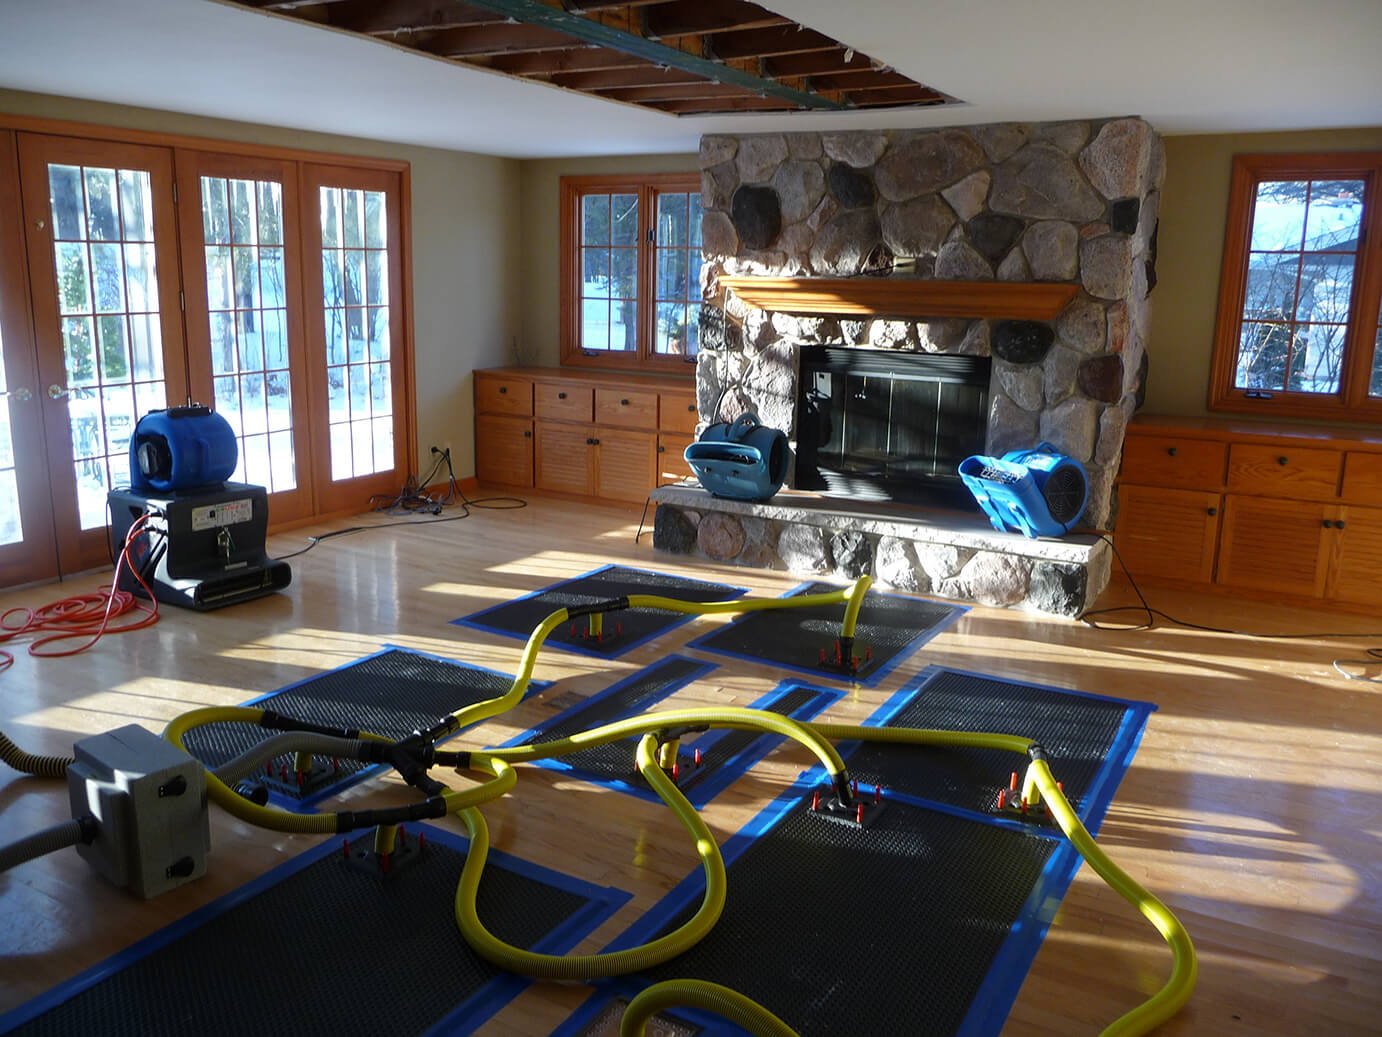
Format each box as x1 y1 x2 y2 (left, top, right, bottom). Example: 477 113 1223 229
18 133 187 574
302 162 408 515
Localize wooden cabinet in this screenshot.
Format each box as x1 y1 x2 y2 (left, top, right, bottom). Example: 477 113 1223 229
1117 416 1382 610
476 367 696 506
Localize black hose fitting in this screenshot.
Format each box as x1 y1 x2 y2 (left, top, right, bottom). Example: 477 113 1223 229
431 750 473 770
655 725 710 744
565 596 631 619
834 772 853 807
334 796 449 832
76 814 100 845
1027 743 1049 763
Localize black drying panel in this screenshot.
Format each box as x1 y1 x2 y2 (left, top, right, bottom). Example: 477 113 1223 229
3 832 592 1037
454 566 742 658
179 648 518 800
847 669 1134 820
689 581 960 684
636 795 1056 1037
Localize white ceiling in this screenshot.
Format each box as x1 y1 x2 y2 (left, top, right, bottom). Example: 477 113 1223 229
1 0 1380 159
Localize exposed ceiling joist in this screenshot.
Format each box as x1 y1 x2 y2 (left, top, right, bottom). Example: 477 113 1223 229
640 0 789 41
412 22 587 58
550 66 703 90
320 0 505 35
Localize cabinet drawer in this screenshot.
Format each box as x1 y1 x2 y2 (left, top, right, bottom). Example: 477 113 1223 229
1341 452 1382 505
1226 443 1341 501
1119 435 1226 489
660 392 699 434
596 388 658 429
476 375 532 417
535 383 593 422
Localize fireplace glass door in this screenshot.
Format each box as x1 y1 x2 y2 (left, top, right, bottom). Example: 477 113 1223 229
795 347 990 509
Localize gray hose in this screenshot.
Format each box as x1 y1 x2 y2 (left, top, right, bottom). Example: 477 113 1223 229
212 732 371 784
1 728 73 778
0 816 95 874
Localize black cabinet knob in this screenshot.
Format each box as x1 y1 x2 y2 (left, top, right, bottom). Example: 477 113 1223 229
1277 456 1288 465
657 445 666 453
1336 520 1346 530
1167 447 1177 456
687 403 696 412
621 398 630 406
1322 519 1333 528
1207 507 1217 516
592 437 600 445
523 430 531 438
499 386 507 394
558 391 567 399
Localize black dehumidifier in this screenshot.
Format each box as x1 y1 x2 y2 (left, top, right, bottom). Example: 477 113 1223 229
108 404 291 611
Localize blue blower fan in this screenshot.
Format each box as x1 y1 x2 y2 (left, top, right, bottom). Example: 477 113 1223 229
958 442 1088 538
129 404 238 492
684 412 789 502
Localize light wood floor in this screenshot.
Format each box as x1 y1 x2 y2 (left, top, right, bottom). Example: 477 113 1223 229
1 494 1379 1035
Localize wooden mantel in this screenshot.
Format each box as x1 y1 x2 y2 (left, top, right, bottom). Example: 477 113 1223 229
717 276 1079 320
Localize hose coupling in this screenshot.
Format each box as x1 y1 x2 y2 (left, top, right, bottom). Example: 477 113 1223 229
654 725 710 745
1027 743 1049 763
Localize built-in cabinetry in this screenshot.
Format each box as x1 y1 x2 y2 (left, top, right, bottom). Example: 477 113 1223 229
1115 416 1382 609
474 367 698 505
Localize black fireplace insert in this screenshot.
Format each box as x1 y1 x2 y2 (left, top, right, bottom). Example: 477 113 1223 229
794 346 990 509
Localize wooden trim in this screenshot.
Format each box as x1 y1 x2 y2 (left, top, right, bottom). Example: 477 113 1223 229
716 276 1080 319
0 111 409 174
559 171 701 372
0 130 60 587
1208 151 1382 422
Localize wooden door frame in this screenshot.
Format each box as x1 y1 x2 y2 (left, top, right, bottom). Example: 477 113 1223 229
174 149 315 524
299 162 416 514
0 129 59 587
17 132 189 573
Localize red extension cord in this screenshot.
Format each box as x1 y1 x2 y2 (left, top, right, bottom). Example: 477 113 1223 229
0 513 160 669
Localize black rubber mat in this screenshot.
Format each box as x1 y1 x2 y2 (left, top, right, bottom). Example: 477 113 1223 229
453 565 742 658
179 648 521 801
515 658 820 802
3 829 599 1037
846 669 1137 821
689 581 960 685
632 794 1057 1037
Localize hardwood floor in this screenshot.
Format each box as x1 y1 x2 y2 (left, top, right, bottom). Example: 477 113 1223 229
1 494 1379 1035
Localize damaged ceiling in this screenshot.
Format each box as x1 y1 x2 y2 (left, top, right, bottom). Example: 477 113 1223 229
229 0 955 116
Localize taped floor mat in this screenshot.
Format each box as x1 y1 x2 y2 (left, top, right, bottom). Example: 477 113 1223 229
848 666 1155 829
574 780 1073 1037
507 657 840 806
179 646 538 808
687 580 963 685
0 824 630 1037
452 565 744 659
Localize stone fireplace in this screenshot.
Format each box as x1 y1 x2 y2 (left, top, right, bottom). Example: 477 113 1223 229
651 118 1164 616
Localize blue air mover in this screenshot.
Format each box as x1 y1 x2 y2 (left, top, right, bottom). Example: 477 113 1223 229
111 404 290 611
684 412 790 502
128 404 238 492
958 442 1088 538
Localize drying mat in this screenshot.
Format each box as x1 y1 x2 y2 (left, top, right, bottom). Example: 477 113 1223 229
452 565 745 659
559 775 1077 1037
506 659 840 807
179 646 541 809
686 581 964 686
0 823 630 1037
842 666 1155 831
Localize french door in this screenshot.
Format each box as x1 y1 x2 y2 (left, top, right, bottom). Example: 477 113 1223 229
0 123 413 587
18 133 188 574
0 131 59 586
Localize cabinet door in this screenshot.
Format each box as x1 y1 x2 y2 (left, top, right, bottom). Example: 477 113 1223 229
535 422 594 495
475 413 532 488
658 434 694 486
1217 495 1332 597
1114 484 1221 583
1327 504 1382 605
595 428 657 503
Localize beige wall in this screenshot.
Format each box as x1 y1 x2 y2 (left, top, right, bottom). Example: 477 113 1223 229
0 89 522 479
1147 125 1382 419
516 153 697 368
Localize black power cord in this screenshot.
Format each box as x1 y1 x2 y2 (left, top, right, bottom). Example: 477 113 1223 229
276 448 526 560
1081 533 1382 678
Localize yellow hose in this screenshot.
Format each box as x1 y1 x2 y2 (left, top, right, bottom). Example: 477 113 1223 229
620 980 798 1037
455 734 726 980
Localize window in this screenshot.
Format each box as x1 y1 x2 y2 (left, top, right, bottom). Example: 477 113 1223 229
560 173 702 371
1210 153 1382 421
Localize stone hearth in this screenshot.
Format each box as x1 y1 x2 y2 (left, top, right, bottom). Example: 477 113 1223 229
650 484 1110 617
